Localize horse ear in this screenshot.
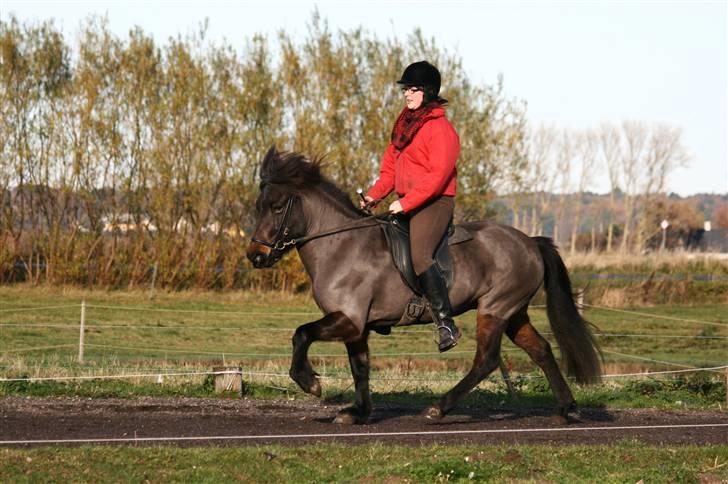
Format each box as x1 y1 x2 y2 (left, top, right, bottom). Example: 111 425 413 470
260 145 278 179
263 145 277 165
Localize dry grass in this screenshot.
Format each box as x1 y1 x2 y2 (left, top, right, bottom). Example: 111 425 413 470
564 250 728 274
0 283 313 306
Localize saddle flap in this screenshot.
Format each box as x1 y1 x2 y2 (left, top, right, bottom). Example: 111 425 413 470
380 214 462 295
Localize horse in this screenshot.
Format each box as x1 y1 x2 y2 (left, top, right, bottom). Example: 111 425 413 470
246 147 601 424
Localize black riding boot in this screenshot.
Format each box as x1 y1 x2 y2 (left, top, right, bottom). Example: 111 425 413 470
418 264 461 352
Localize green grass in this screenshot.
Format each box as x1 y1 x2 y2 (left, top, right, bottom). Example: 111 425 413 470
1 443 727 483
1 286 725 366
1 286 726 409
2 371 725 411
1 286 727 482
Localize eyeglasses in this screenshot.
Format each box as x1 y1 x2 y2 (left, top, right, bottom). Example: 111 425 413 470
401 86 424 94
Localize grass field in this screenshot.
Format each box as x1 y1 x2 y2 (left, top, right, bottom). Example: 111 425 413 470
1 443 727 482
1 285 727 482
1 286 726 409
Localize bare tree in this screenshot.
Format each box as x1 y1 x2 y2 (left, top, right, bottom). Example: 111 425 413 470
0 14 527 289
552 129 574 244
634 124 689 251
598 122 622 252
522 123 559 235
570 130 597 254
619 121 648 253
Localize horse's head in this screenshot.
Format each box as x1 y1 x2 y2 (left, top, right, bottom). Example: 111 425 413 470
246 147 316 268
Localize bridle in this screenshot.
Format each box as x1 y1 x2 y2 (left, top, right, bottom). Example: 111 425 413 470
250 196 297 253
250 194 382 262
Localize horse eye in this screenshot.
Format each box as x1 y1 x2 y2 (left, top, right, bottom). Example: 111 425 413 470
272 205 284 214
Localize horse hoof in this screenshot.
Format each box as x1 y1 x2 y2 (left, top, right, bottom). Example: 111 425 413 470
333 408 368 425
423 406 444 420
309 378 322 397
552 402 577 425
550 414 569 426
290 369 322 397
333 412 356 425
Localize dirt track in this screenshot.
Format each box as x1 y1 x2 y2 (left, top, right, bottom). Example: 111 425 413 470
1 397 726 447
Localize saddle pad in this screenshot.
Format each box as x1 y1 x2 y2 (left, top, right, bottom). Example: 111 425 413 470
449 225 474 246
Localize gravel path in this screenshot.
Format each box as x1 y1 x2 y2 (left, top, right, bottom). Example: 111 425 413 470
1 397 726 447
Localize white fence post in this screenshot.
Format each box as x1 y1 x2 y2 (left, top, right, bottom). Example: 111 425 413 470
498 357 518 399
577 289 584 315
78 300 86 363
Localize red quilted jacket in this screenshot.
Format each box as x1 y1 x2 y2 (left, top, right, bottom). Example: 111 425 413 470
366 106 459 213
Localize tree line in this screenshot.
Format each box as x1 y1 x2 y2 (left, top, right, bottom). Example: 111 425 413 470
0 14 691 290
511 122 693 254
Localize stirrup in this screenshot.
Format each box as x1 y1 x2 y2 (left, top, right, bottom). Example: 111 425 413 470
437 324 461 353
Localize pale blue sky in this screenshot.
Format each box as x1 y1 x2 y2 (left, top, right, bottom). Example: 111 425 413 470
3 0 726 196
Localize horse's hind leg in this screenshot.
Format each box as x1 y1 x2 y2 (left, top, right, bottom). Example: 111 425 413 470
505 308 575 419
290 311 359 397
333 334 372 425
425 311 507 419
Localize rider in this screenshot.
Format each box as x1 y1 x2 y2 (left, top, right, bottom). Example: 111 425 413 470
361 61 461 352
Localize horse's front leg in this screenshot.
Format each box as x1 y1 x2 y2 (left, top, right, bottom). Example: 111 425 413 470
290 311 359 397
333 334 371 425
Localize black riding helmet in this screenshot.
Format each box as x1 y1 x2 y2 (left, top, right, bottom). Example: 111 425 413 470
397 61 441 103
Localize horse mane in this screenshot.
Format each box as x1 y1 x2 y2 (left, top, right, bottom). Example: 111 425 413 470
260 147 366 217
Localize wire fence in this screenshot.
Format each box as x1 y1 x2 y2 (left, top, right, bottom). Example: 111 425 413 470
2 321 728 340
2 303 726 333
583 304 728 328
2 300 726 390
2 302 725 346
1 365 726 384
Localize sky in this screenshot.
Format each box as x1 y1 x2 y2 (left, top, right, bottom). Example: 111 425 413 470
2 0 726 196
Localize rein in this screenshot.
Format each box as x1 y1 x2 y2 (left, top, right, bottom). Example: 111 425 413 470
294 214 381 247
252 193 384 256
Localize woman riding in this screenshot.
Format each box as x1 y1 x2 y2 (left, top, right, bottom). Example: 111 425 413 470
361 61 461 352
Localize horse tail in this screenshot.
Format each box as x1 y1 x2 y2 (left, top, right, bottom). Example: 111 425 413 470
534 236 602 384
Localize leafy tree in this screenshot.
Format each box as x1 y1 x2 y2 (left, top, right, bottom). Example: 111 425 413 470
0 14 528 289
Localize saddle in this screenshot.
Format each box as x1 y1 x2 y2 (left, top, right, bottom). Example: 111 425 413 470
378 214 473 327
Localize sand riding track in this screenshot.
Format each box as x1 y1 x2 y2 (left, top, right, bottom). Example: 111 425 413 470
1 397 726 447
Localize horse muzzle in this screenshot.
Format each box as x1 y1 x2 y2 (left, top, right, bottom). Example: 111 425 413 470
246 242 274 268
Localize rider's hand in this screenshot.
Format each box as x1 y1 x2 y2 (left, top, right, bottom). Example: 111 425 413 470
360 195 374 209
389 200 404 214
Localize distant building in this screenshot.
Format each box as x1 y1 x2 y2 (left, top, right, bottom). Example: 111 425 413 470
202 222 245 238
101 214 157 233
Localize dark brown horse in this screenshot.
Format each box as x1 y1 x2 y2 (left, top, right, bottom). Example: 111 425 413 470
247 148 601 424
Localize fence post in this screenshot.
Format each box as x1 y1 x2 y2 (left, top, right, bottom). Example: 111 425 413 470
498 357 518 400
78 300 86 363
576 289 584 315
149 262 158 299
239 368 244 398
213 366 244 396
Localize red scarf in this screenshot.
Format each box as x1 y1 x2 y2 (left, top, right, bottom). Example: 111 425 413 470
390 102 441 150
